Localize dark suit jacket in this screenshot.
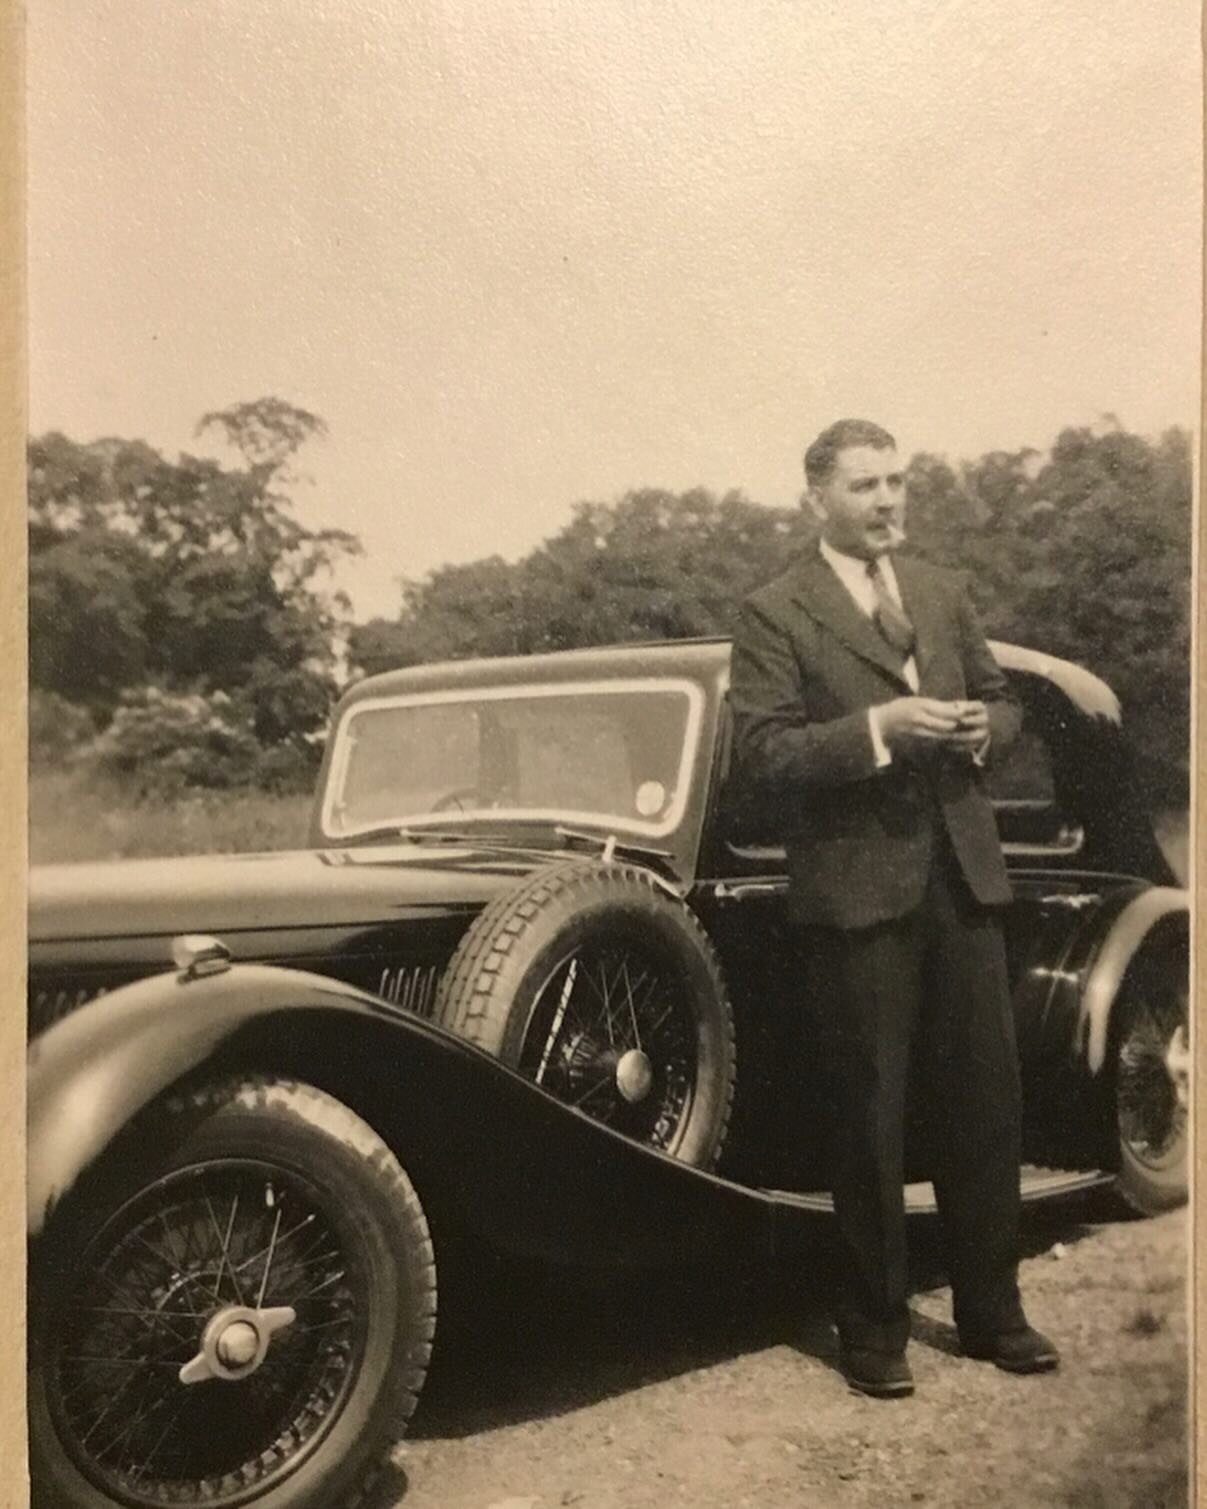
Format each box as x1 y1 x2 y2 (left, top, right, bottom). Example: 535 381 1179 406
730 549 1021 929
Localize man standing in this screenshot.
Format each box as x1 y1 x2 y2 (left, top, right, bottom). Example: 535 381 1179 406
730 418 1058 1398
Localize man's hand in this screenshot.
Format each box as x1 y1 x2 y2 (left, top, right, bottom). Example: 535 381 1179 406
875 698 991 761
945 700 990 753
876 696 962 753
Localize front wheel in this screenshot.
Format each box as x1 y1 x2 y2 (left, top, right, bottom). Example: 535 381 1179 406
29 1077 437 1509
1113 956 1189 1215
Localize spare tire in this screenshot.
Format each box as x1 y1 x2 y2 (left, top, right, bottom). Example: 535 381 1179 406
433 860 736 1168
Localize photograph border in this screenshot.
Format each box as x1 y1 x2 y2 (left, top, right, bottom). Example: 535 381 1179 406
1 9 1200 1509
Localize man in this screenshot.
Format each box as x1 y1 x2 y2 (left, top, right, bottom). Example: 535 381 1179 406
730 417 1058 1399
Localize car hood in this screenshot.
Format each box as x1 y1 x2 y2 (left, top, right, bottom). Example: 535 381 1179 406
28 842 550 943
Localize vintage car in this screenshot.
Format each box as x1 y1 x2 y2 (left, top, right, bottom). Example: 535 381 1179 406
27 637 1188 1509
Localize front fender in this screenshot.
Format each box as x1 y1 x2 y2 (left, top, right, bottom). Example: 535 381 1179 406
27 962 399 1237
28 959 788 1273
1078 885 1189 1074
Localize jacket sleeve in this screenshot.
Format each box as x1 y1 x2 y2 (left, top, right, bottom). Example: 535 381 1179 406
956 586 1021 758
730 598 881 790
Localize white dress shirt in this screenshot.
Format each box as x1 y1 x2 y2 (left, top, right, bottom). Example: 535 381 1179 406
817 539 990 770
818 539 917 768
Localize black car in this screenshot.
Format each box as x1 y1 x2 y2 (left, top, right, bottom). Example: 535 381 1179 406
27 637 1188 1509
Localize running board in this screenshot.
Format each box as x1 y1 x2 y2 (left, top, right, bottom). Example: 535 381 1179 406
766 1166 1115 1216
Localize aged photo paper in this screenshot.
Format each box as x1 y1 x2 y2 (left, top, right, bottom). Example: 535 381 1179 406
10 4 1202 1507
3 0 27 1501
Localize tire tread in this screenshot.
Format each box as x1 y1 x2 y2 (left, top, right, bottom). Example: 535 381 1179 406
435 858 736 1166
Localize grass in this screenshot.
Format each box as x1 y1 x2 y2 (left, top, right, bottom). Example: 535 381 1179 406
29 764 1192 880
29 767 313 864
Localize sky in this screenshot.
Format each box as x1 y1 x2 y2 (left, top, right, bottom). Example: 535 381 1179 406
27 0 1201 622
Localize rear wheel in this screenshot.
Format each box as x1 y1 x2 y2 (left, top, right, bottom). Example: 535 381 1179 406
1114 960 1189 1215
434 860 736 1168
29 1077 436 1509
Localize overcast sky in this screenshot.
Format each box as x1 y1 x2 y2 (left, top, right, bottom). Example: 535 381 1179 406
28 1 1200 621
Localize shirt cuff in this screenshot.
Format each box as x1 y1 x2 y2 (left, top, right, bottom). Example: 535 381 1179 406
868 707 892 768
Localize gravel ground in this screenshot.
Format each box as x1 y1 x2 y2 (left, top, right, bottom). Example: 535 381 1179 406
375 1200 1186 1509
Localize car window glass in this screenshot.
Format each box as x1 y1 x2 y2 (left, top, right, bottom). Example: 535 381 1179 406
982 726 1056 804
984 702 1082 853
498 703 635 813
327 682 698 836
339 704 480 822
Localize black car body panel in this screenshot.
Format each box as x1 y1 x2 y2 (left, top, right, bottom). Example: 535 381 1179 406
28 634 1188 1237
28 960 801 1271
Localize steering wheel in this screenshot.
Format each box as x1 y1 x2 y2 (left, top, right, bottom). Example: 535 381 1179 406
429 787 484 814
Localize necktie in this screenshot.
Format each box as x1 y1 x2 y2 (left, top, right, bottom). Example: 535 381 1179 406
866 559 915 658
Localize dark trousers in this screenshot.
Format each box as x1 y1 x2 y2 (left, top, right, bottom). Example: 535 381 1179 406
800 839 1025 1354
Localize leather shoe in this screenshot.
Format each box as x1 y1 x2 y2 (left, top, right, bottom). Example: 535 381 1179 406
961 1324 1059 1374
840 1345 915 1399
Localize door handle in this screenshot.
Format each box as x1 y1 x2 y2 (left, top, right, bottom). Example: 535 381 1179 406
711 879 789 901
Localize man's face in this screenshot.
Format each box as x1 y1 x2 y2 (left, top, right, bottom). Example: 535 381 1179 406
807 444 906 559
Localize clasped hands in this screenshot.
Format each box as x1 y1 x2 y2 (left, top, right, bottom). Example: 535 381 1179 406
877 696 989 759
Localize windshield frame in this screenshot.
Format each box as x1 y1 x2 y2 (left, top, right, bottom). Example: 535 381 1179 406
319 675 708 843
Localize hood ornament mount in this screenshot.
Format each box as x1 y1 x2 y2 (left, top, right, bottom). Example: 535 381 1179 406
171 934 233 981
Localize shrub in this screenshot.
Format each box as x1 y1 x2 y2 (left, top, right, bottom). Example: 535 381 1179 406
28 690 97 766
88 686 262 795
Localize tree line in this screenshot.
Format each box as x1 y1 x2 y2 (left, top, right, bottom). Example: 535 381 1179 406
29 403 1191 806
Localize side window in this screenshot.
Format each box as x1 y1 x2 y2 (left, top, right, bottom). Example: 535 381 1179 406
986 695 1083 855
982 726 1056 804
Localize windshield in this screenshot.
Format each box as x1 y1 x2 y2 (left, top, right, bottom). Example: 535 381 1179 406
322 678 705 840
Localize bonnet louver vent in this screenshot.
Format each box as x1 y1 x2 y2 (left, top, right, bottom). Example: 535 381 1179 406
29 984 106 1038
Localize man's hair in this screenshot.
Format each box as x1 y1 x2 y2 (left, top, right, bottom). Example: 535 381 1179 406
804 418 897 487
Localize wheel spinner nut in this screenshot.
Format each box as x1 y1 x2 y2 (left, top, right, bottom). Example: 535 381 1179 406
616 1048 654 1104
216 1319 260 1368
179 1304 296 1385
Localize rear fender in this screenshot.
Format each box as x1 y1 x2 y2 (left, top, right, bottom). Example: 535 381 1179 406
27 962 399 1237
1078 886 1189 1074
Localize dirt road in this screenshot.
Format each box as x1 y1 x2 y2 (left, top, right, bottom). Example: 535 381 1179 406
377 1200 1186 1509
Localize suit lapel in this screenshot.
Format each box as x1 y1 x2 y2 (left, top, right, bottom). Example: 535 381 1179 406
790 550 912 688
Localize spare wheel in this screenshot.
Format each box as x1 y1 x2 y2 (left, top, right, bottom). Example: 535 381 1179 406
433 860 736 1168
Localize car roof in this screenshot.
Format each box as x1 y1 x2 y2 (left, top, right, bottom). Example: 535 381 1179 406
339 637 734 706
340 635 1120 725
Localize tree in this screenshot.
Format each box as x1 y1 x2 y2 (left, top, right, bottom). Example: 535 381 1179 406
905 426 1192 805
29 531 149 712
28 399 360 784
350 489 810 676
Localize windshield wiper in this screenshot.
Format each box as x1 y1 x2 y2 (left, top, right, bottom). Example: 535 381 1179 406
553 825 674 863
333 825 480 847
336 823 566 857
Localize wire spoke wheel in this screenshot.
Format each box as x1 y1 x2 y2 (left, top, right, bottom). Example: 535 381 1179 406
519 940 697 1152
1117 1000 1188 1169
434 861 736 1169
1113 965 1189 1215
30 1079 436 1509
48 1161 358 1506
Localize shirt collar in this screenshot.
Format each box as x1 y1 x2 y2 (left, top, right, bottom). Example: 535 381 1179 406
818 537 899 593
